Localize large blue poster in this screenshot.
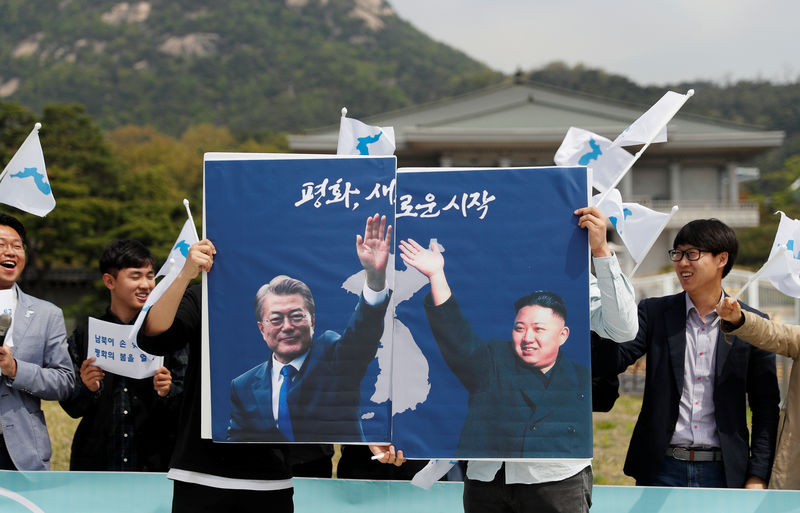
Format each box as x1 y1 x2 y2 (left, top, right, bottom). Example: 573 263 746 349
391 167 591 459
203 155 591 458
204 154 396 444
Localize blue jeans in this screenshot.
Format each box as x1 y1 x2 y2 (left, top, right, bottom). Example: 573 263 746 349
639 455 727 488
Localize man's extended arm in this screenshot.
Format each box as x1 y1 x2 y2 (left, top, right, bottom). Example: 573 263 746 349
143 239 215 337
576 205 638 342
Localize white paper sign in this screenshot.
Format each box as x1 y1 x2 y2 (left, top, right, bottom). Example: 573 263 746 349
88 317 163 379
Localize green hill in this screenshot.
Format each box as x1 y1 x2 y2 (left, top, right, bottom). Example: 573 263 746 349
0 0 500 135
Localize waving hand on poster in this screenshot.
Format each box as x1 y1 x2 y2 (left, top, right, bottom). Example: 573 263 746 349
356 213 392 292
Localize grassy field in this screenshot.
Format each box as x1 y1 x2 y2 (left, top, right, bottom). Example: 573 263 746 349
44 395 642 484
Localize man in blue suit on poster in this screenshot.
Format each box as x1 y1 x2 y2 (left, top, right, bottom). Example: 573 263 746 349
398 239 590 459
227 214 392 443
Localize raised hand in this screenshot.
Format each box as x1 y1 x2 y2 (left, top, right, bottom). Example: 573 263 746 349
399 238 451 305
398 238 444 278
179 239 216 281
356 214 392 291
716 296 744 326
575 206 612 258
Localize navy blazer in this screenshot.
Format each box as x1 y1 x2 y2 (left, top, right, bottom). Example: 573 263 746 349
425 294 591 459
227 294 388 443
0 285 74 470
613 292 779 487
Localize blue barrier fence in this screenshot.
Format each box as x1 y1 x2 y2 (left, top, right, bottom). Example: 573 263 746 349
1 471 799 512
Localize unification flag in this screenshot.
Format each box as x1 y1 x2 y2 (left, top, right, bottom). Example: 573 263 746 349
763 211 800 298
337 114 396 156
0 123 55 216
593 189 674 264
554 127 634 192
128 216 200 338
611 90 693 148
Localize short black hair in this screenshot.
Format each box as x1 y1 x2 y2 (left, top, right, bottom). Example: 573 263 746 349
673 219 738 278
0 213 26 245
513 290 568 323
99 239 155 277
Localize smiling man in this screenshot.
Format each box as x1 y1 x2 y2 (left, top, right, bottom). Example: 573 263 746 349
610 218 780 488
0 213 74 470
398 239 591 459
226 214 392 443
60 239 187 471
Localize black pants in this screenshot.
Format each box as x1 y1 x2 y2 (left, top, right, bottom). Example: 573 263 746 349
171 480 293 513
0 435 16 470
464 465 592 513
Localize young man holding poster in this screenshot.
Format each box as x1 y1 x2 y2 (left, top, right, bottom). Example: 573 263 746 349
137 214 391 513
60 239 186 471
0 212 74 471
398 206 637 513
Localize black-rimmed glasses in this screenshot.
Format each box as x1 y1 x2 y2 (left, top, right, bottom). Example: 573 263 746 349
668 248 709 262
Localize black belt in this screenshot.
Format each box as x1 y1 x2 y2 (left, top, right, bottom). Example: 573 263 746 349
666 447 723 462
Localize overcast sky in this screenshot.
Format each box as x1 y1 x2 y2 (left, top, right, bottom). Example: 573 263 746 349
389 0 799 86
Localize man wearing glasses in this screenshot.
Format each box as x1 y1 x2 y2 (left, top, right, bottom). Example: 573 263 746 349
607 218 779 488
0 213 74 470
226 214 391 443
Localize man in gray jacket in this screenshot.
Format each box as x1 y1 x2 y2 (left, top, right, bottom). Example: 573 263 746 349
0 213 74 470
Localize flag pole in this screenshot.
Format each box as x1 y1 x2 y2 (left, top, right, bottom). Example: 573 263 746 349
594 146 643 208
710 247 788 327
341 107 348 118
629 205 679 278
0 122 41 184
183 198 200 242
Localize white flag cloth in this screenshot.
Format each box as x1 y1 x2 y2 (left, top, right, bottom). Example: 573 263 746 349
611 90 692 148
763 211 800 298
337 116 396 156
0 124 55 216
128 217 200 338
411 459 457 490
554 127 634 192
87 317 164 379
593 189 672 264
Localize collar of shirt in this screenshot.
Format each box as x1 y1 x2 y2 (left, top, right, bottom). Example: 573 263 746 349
684 291 724 323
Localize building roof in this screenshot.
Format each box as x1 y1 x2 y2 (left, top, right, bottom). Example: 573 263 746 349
289 82 784 158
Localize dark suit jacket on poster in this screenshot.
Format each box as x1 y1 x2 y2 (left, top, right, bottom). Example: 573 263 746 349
424 294 591 459
227 294 389 443
609 292 779 487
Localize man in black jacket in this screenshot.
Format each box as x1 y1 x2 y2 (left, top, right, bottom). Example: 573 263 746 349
61 239 186 471
609 219 779 488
